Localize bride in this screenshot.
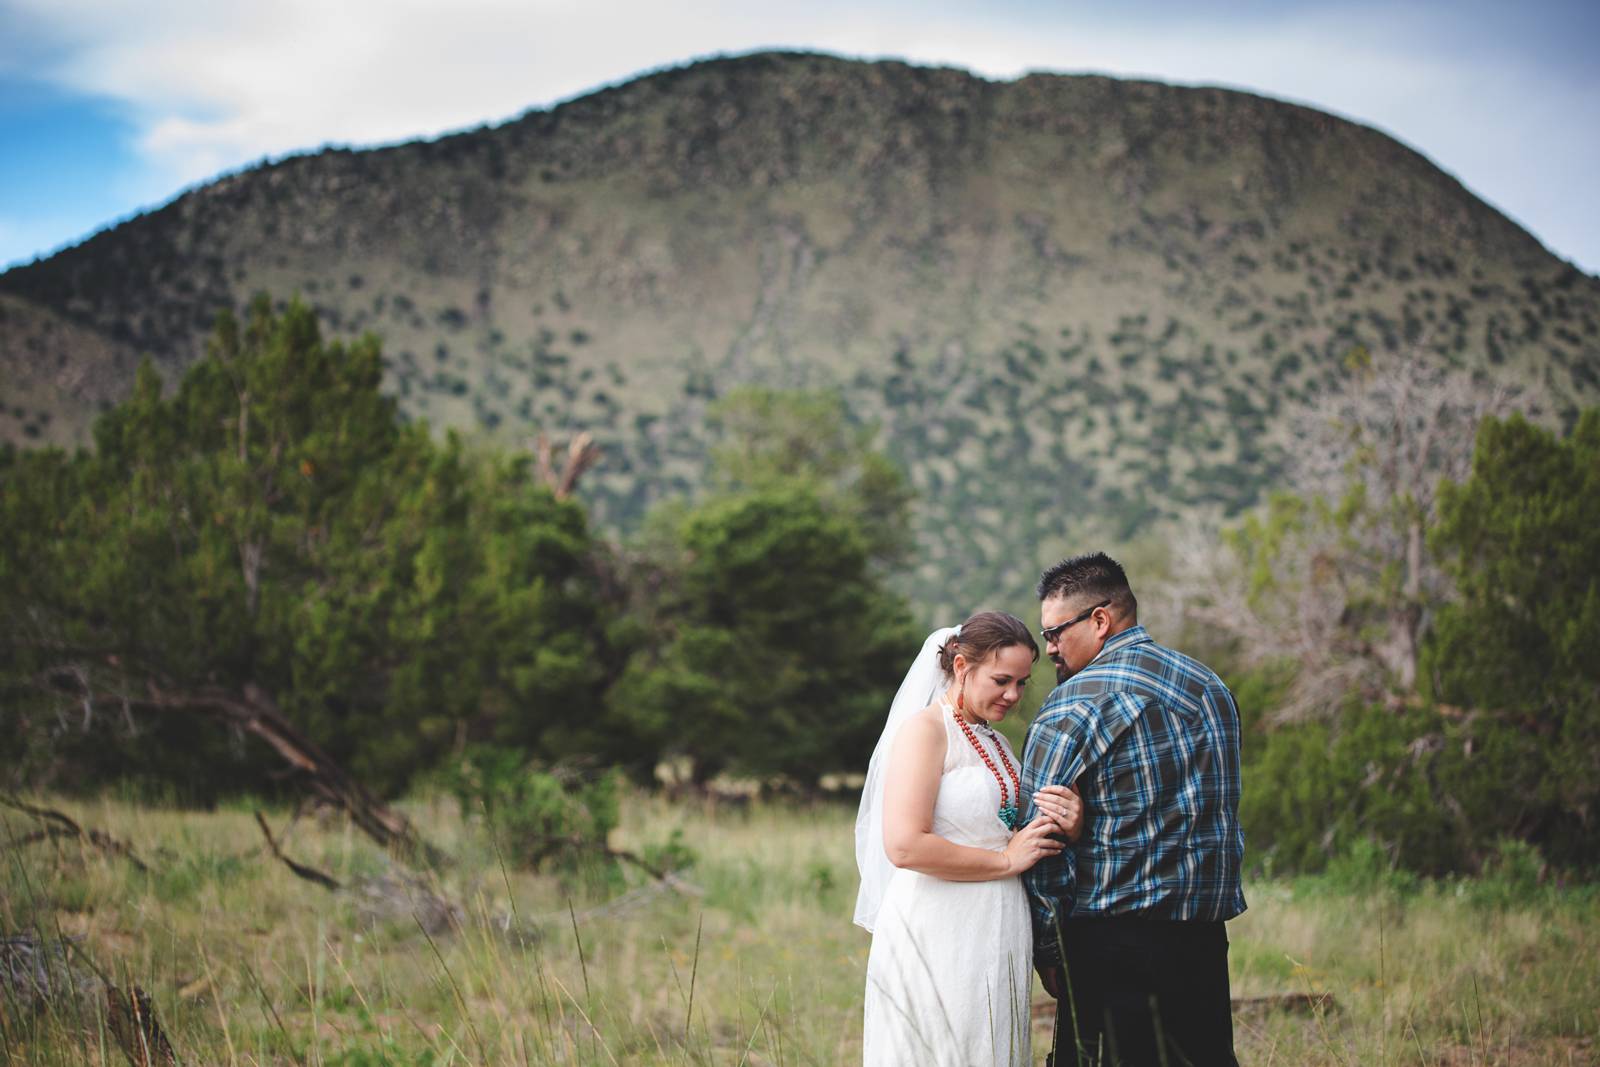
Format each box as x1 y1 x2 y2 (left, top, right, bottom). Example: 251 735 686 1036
856 612 1082 1066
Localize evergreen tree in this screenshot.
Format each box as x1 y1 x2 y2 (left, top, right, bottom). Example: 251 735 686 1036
0 297 612 798
1426 408 1600 866
608 389 920 784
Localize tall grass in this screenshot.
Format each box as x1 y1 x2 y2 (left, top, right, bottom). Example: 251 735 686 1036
2 794 1594 1065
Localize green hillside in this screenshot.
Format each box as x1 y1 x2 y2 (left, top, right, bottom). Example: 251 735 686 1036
3 51 1596 617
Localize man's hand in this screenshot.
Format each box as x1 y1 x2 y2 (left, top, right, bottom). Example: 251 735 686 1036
1036 964 1064 1000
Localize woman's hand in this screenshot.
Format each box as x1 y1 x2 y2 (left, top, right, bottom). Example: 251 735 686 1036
1001 813 1066 876
1032 784 1083 842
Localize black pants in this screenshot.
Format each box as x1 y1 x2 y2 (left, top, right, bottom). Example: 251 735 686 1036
1049 916 1238 1067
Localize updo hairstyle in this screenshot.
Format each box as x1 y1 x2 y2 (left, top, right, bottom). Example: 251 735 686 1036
937 611 1040 680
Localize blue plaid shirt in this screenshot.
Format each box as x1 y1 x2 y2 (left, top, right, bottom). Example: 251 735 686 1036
1022 625 1246 966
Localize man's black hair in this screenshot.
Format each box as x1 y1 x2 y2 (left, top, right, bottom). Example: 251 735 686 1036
1035 551 1137 619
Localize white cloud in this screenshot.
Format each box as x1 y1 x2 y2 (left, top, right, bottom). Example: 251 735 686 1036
4 0 1596 270
11 0 888 186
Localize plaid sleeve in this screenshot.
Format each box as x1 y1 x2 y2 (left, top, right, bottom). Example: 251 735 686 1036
1021 689 1153 965
1021 693 1088 967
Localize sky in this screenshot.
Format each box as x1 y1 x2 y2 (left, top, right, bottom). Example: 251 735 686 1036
1 0 1597 274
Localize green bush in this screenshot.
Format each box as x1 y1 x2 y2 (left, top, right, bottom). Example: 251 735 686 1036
1315 836 1421 897
639 827 697 876
1464 838 1549 909
1241 702 1471 876
438 745 620 872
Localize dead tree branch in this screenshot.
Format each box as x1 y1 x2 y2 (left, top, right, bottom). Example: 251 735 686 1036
119 681 443 867
533 431 601 499
253 811 342 891
1 795 149 873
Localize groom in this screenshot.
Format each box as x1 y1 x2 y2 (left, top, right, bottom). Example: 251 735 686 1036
1022 553 1245 1067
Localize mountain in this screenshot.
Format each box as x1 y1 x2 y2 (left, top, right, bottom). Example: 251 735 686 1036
3 51 1597 617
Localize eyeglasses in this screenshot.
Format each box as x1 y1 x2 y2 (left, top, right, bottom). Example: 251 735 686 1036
1039 599 1112 645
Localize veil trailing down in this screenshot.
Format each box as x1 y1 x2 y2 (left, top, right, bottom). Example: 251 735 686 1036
853 626 958 932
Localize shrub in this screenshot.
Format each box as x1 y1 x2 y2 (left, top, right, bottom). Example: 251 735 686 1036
438 746 620 872
1465 838 1548 909
1240 702 1468 875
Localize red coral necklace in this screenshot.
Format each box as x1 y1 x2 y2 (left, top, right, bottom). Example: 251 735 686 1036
943 700 1022 830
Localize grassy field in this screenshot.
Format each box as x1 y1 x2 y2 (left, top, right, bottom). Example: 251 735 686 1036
3 793 1595 1066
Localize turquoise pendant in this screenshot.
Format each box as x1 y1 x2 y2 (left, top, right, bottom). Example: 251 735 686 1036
998 805 1020 830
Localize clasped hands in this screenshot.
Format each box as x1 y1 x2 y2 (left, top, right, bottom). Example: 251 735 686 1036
1031 783 1082 841
1001 783 1083 877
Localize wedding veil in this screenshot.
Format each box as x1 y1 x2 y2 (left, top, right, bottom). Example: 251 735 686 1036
853 625 957 931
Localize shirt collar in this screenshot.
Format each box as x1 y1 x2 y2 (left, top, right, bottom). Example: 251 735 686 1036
1089 624 1152 665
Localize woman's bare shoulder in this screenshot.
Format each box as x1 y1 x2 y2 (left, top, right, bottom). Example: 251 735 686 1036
896 703 948 742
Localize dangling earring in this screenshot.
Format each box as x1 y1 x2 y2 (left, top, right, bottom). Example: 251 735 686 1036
956 680 966 712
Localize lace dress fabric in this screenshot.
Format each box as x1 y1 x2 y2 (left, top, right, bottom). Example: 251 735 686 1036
863 711 1032 1066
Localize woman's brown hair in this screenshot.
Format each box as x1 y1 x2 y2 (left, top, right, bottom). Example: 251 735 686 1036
936 611 1039 677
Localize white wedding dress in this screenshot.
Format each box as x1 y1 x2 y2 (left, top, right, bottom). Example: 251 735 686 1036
862 708 1033 1067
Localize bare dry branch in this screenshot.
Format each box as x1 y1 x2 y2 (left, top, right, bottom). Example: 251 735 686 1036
117 682 442 866
1 795 149 872
253 811 342 891
532 431 602 499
